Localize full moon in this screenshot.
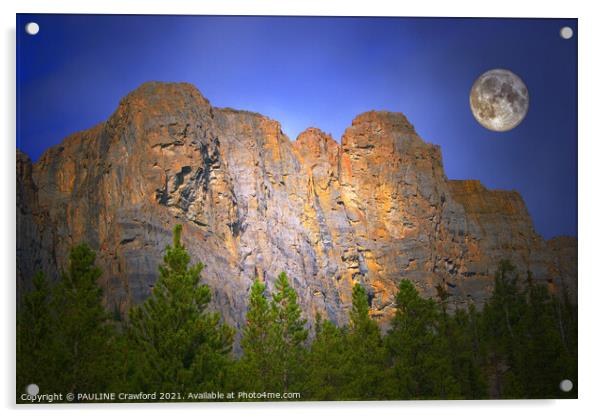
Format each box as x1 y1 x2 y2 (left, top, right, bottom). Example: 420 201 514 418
470 69 529 132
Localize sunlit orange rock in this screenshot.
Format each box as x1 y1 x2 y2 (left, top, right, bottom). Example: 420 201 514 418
17 82 577 335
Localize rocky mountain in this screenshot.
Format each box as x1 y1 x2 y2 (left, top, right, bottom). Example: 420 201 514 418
16 82 577 333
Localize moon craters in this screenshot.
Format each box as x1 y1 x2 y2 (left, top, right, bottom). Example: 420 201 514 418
470 69 529 132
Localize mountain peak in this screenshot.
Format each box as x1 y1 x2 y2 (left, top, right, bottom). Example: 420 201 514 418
17 82 577 335
125 81 208 101
293 128 339 167
350 110 415 133
115 81 212 120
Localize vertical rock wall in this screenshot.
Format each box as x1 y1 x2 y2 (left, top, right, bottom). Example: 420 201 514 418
16 82 577 333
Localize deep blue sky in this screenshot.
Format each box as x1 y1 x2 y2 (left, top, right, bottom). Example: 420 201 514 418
16 15 577 239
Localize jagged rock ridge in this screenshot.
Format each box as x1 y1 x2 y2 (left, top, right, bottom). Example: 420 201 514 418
16 82 577 332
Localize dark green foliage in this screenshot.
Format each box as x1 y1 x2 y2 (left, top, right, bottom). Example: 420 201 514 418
50 244 120 395
305 284 387 400
341 284 387 399
126 225 234 394
17 249 577 401
556 279 578 397
517 272 570 397
385 279 460 399
481 260 526 397
237 279 274 392
238 272 308 394
443 307 488 399
17 245 121 399
17 272 52 394
481 263 578 398
304 314 347 400
435 282 487 399
270 272 308 391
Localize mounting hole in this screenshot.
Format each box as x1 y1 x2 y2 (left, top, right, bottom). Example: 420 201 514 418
26 383 39 396
560 26 573 40
25 22 40 35
559 379 573 392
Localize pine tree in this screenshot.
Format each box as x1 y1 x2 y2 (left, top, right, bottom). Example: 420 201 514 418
48 244 120 395
481 261 578 398
16 272 53 396
238 272 308 394
481 260 528 398
304 313 347 400
495 270 577 399
238 279 274 392
446 307 488 399
339 283 386 399
516 272 568 397
555 280 578 398
385 279 459 399
127 225 234 394
270 272 308 392
435 283 487 399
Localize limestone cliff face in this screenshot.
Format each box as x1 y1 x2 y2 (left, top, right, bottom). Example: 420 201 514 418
16 82 577 332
